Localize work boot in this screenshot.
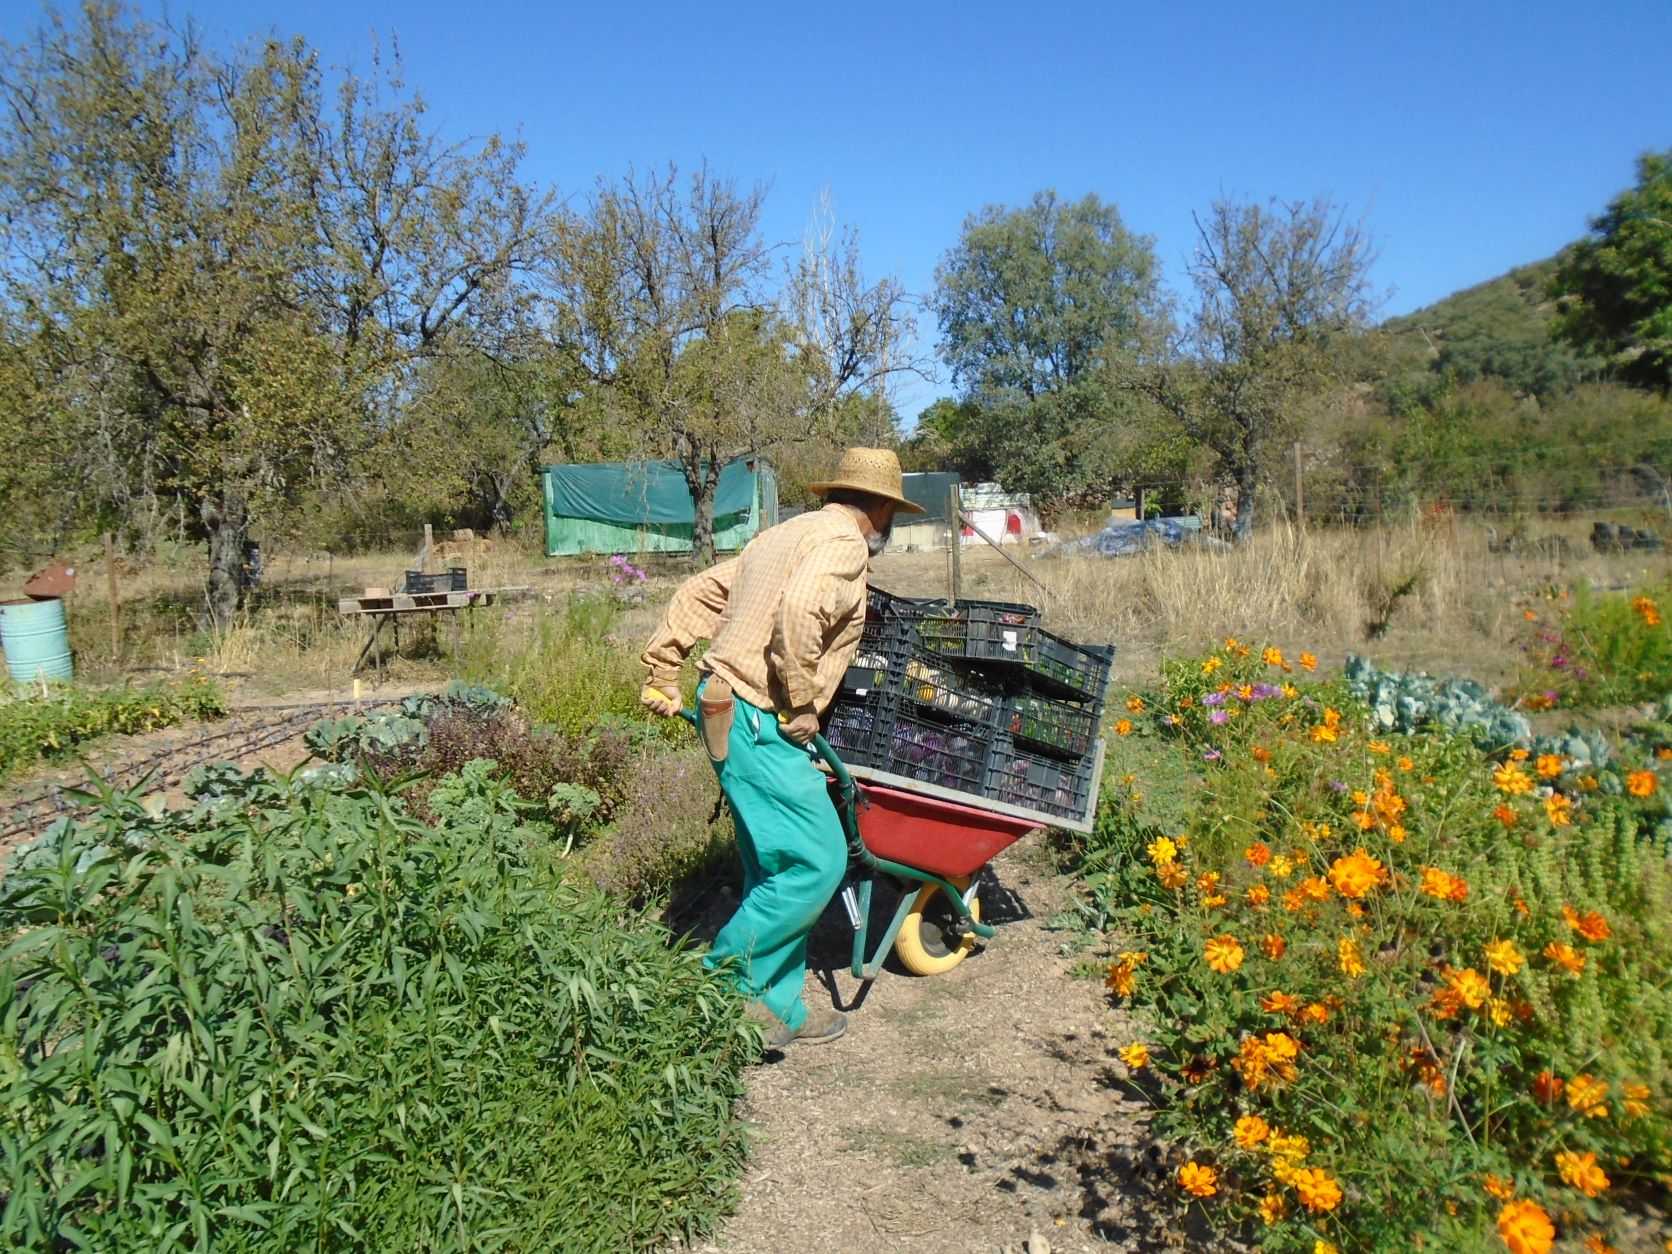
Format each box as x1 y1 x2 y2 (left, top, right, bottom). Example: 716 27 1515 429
789 1006 848 1046
743 1000 795 1050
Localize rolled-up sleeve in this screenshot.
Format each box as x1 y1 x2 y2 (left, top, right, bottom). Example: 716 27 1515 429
641 558 737 685
770 536 867 712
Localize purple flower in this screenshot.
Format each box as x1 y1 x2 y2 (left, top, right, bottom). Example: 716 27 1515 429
1202 691 1227 706
1251 683 1284 700
1329 779 1348 793
1210 709 1229 725
1202 749 1222 762
1162 714 1178 727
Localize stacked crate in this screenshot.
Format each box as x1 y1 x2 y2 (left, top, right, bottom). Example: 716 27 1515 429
822 587 1112 827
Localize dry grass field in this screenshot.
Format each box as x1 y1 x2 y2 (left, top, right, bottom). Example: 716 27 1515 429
19 512 1671 704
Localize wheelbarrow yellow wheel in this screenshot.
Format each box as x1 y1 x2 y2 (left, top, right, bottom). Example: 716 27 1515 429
894 875 980 976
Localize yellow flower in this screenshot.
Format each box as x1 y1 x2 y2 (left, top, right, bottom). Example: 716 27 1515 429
1544 793 1573 827
1257 1192 1288 1224
1444 966 1490 1009
1205 935 1245 974
1555 1149 1610 1197
1494 763 1534 794
1315 1242 1339 1254
1299 875 1331 903
1420 867 1469 902
1368 740 1391 754
1627 769 1657 797
1582 1235 1618 1254
1622 1082 1651 1119
1177 1160 1217 1197
1234 1115 1271 1148
1120 1042 1150 1070
1328 848 1387 898
1338 937 1366 978
1263 646 1285 666
1267 1130 1309 1161
1484 1173 1516 1201
1147 836 1178 865
1269 854 1295 879
1485 938 1525 976
1281 681 1299 698
1566 1073 1609 1118
1291 1166 1343 1213
1543 941 1586 974
1497 1199 1555 1254
1310 723 1338 744
1201 655 1222 675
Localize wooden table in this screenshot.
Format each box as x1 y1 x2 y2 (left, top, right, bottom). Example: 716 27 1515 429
337 588 526 677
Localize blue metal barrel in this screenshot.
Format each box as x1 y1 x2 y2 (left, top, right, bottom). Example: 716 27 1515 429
0 597 74 684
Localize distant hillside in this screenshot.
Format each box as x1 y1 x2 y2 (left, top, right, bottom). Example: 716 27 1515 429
1382 256 1606 397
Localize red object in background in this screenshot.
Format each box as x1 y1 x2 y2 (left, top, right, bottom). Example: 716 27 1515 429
22 564 76 600
1005 512 1022 535
853 781 1039 878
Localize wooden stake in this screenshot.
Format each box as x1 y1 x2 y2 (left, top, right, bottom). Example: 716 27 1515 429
947 484 961 607
1293 442 1306 532
104 532 120 665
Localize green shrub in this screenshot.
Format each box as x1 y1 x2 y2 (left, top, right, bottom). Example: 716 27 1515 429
0 763 755 1251
1072 641 1672 1250
1512 582 1672 708
0 676 227 780
580 746 735 904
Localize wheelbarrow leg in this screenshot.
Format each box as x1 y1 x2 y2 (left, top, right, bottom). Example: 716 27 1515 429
853 877 928 982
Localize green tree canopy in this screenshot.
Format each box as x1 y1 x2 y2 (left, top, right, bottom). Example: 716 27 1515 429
1551 148 1672 392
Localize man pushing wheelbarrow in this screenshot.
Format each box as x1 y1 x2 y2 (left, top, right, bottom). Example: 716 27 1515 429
639 448 923 1049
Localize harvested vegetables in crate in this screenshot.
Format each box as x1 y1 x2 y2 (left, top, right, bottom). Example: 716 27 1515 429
985 734 1098 821
885 707 994 795
1006 692 1097 759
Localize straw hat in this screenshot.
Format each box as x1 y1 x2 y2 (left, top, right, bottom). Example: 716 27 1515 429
808 447 926 513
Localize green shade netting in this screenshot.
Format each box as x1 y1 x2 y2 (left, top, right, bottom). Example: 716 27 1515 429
544 460 756 525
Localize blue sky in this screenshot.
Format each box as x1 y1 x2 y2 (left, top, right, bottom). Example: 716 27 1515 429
12 1 1672 420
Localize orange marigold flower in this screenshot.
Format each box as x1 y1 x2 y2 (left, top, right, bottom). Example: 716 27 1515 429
1205 935 1245 974
1429 986 1465 1020
1397 756 1415 771
1157 862 1189 889
1485 939 1526 976
1510 747 1530 761
1544 941 1586 974
1178 1055 1217 1084
1251 745 1272 763
1257 1192 1288 1224
1523 608 1539 621
1310 723 1338 744
1115 718 1134 736
1262 990 1302 1015
1262 646 1285 666
1177 1160 1217 1197
1126 694 1146 713
1545 793 1573 827
1234 1114 1271 1148
1197 871 1222 894
1299 875 1332 903
1621 1082 1650 1119
1582 1235 1618 1254
1291 1166 1344 1213
1368 740 1391 754
1627 770 1657 798
1120 1042 1150 1070
1632 595 1661 626
1298 652 1318 672
1282 888 1306 912
1535 754 1566 779
1245 841 1272 867
1563 906 1611 942
1329 848 1387 898
1484 1173 1516 1201
1248 883 1272 907
1339 937 1366 978
1260 932 1286 960
1497 1199 1555 1254
1106 963 1136 998
1420 867 1468 901
1444 965 1490 1009
1555 1149 1610 1197
1532 1071 1564 1106
1494 804 1519 827
1494 763 1534 795
1567 1073 1609 1118
1233 1032 1301 1091
1299 1002 1330 1026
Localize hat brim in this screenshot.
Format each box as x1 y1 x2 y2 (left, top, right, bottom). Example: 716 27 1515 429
809 479 927 514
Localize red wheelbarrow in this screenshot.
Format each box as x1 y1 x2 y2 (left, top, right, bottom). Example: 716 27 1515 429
813 736 1104 980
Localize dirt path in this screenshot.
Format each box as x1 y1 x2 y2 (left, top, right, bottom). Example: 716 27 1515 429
677 840 1179 1254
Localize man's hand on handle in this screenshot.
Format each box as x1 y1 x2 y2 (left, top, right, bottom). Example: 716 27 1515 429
640 683 682 718
779 709 820 746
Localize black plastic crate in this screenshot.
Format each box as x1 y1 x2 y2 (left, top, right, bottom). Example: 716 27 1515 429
402 567 467 594
841 620 911 697
842 621 1003 729
823 691 898 769
1028 633 1114 702
985 732 1098 823
1004 692 1099 760
866 585 949 624
881 705 996 796
917 601 1041 665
